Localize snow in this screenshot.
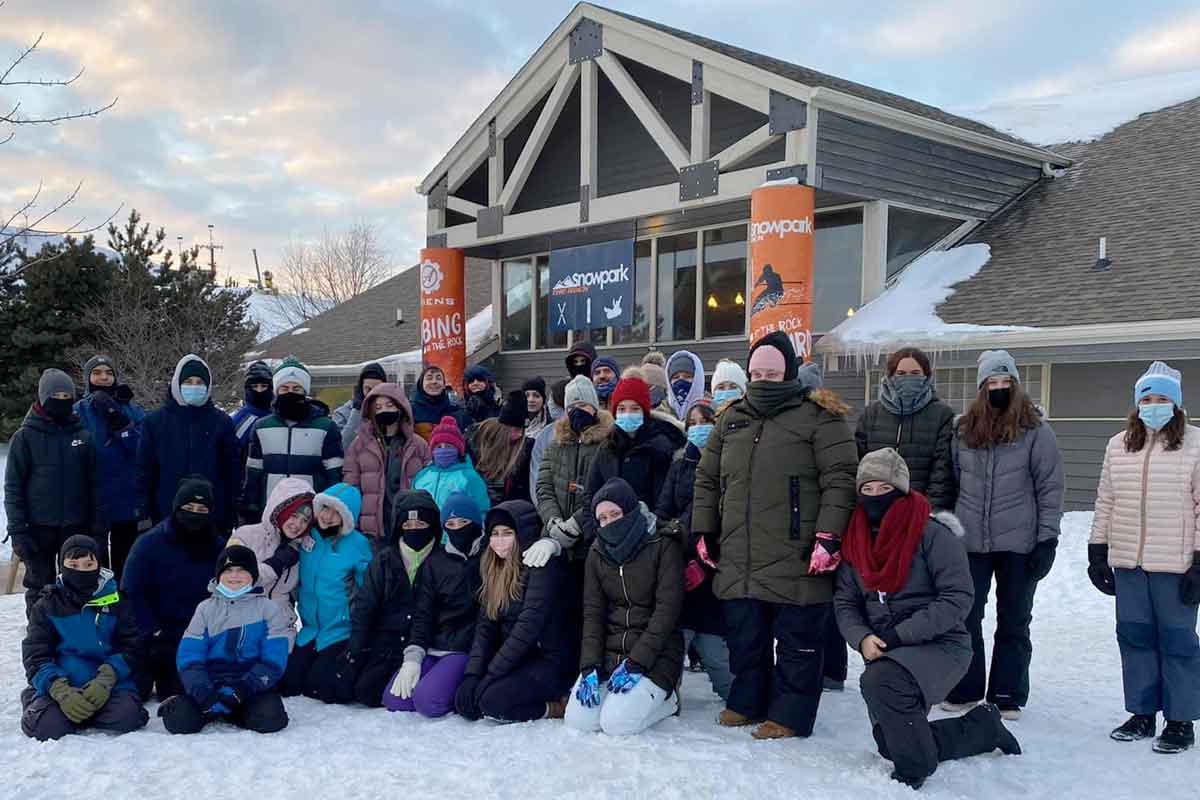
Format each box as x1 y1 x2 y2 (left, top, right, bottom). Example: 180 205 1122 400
822 243 1033 360
242 291 299 342
2 510 1196 798
290 327 311 336
961 70 1200 146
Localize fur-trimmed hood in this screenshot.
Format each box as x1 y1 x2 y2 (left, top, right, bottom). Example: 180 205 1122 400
552 408 614 445
809 387 851 417
929 509 965 538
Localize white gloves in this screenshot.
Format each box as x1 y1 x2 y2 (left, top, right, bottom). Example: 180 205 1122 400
523 537 562 568
392 661 421 700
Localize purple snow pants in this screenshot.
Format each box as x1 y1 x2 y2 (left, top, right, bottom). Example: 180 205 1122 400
382 653 469 717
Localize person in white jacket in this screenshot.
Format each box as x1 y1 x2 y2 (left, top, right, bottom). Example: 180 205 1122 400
1089 361 1200 754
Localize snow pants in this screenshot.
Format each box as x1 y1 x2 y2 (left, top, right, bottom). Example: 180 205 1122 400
159 691 288 734
350 650 405 708
722 598 829 736
279 640 353 704
822 612 849 683
948 551 1038 708
382 653 469 717
564 673 678 735
136 631 186 702
478 655 570 723
862 660 1007 785
682 629 732 701
1115 567 1200 722
20 687 147 741
108 519 142 582
18 526 79 618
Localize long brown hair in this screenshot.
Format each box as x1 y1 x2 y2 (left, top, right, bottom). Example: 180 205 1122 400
473 418 525 484
1124 406 1187 453
478 543 524 620
886 346 932 377
959 382 1041 448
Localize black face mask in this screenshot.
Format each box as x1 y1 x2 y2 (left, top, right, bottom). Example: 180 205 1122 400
567 360 590 378
569 407 596 434
374 410 400 430
174 509 211 533
317 522 341 539
43 397 74 422
274 392 309 421
400 528 435 552
61 566 100 598
248 387 273 410
445 522 482 556
861 489 903 527
115 384 135 403
90 383 115 396
988 387 1012 411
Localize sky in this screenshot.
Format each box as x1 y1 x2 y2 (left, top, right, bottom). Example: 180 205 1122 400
2 0 1199 281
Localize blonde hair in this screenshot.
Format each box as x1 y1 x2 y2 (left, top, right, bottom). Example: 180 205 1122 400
478 543 524 620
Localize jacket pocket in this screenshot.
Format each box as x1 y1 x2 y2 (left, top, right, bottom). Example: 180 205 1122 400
788 476 802 541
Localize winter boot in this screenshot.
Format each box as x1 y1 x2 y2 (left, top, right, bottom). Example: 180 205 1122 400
1153 721 1194 754
1110 714 1156 742
998 705 1022 722
823 677 845 692
718 708 763 727
544 700 566 720
939 700 976 713
751 720 796 740
889 770 925 790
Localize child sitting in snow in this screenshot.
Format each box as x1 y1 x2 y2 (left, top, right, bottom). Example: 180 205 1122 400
159 545 291 734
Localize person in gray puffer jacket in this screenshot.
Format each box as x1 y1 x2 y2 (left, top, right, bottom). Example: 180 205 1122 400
944 350 1064 719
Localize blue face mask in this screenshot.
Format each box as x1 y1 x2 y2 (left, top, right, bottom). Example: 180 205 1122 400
1138 403 1175 432
216 582 253 600
687 423 714 450
432 447 459 468
713 388 742 406
615 412 644 435
180 384 209 406
671 378 692 405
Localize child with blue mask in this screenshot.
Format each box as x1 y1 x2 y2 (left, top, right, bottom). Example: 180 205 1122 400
176 358 211 407
711 358 748 410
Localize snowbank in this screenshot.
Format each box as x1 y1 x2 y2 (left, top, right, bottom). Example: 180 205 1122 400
2 510 1195 798
820 243 1032 360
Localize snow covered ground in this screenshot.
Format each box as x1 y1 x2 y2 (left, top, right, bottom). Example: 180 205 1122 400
2 510 1193 798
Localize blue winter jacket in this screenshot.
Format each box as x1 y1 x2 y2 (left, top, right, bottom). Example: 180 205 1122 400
412 458 492 517
22 572 140 696
121 517 226 642
75 392 146 523
177 582 291 702
297 483 373 651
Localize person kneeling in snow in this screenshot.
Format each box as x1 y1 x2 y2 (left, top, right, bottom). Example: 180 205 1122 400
834 448 1019 790
384 491 485 716
21 535 148 741
566 478 684 735
160 545 290 734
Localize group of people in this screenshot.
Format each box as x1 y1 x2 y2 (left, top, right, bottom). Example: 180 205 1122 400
6 335 1199 790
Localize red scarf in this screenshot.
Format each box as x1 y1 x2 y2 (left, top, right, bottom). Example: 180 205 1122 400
841 492 931 594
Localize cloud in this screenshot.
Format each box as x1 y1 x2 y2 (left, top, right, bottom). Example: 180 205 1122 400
1114 12 1200 74
862 0 1025 56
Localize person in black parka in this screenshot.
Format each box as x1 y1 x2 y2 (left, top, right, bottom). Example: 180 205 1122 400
855 347 957 511
5 369 107 618
455 499 573 723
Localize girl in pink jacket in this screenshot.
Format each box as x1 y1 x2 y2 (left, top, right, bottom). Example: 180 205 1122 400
1089 361 1200 754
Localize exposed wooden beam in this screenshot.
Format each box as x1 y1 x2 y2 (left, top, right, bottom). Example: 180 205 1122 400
488 123 504 205
712 123 781 172
446 196 484 218
498 62 581 214
596 50 690 171
691 89 710 162
447 130 491 193
580 58 598 196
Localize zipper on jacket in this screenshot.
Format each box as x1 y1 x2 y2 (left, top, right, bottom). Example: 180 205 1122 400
895 419 902 447
1136 435 1156 566
570 441 582 518
619 564 631 658
744 422 762 596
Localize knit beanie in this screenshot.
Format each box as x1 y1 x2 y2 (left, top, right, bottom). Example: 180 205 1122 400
748 345 786 376
591 477 640 517
640 363 670 408
641 351 666 368
215 544 260 584
1134 361 1183 408
429 416 466 456
976 350 1020 387
610 377 652 415
393 490 442 535
499 390 528 428
83 355 117 385
748 332 799 381
60 534 99 564
273 356 312 394
272 492 315 532
797 362 824 395
856 447 911 495
359 362 387 385
37 368 75 405
178 357 211 386
244 360 273 389
521 377 547 402
711 359 748 393
441 490 484 528
564 375 600 410
173 474 215 512
667 352 697 379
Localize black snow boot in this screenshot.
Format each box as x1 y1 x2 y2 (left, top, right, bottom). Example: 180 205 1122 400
1110 714 1156 742
890 770 925 790
1153 721 1194 754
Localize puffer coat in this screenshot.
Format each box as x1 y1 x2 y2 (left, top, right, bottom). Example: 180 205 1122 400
535 410 614 555
855 398 957 510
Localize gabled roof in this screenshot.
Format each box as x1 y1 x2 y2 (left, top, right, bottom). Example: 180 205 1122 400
939 96 1200 327
253 258 493 368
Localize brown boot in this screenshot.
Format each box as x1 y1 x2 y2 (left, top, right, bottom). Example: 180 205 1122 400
544 699 567 720
718 708 763 727
752 720 797 740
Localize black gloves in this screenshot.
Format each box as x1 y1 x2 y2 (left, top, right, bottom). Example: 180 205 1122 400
9 532 37 562
351 382 365 411
263 541 300 575
1087 544 1116 596
454 675 483 721
1028 538 1058 581
1180 552 1200 606
92 390 132 432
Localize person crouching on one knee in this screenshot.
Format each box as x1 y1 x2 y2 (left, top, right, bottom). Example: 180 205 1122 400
834 448 1019 790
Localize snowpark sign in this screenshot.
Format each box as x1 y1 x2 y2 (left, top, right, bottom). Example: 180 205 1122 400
547 239 635 332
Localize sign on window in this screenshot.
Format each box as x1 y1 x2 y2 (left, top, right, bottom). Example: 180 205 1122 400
548 239 635 332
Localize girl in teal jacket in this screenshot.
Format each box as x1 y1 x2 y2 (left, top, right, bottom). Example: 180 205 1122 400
412 415 491 514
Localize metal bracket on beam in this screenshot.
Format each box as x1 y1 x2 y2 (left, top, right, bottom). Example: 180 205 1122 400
426 233 447 248
476 205 504 238
487 120 497 157
568 19 603 64
580 185 590 223
768 91 808 135
679 160 719 201
764 164 808 185
427 175 448 210
691 61 703 104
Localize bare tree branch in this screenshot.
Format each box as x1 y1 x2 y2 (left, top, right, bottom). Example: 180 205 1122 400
271 222 396 328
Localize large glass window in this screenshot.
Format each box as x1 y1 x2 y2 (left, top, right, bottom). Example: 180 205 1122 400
702 225 747 338
656 233 697 342
886 207 961 278
536 255 567 349
501 258 533 351
812 209 864 333
613 240 652 345
570 328 607 347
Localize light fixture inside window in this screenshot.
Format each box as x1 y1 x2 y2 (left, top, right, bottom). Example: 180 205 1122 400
734 292 744 306
846 307 856 317
707 294 718 309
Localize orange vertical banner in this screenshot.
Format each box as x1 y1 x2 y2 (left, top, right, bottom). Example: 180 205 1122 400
748 184 815 361
419 247 466 392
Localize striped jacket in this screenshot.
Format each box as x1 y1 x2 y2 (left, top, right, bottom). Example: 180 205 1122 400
243 405 344 518
177 582 291 702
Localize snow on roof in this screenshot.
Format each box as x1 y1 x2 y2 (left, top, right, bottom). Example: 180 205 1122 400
290 327 310 335
820 243 1033 359
243 291 298 342
959 70 1200 146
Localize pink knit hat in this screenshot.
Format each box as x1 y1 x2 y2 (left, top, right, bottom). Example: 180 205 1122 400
428 416 465 456
748 344 786 376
